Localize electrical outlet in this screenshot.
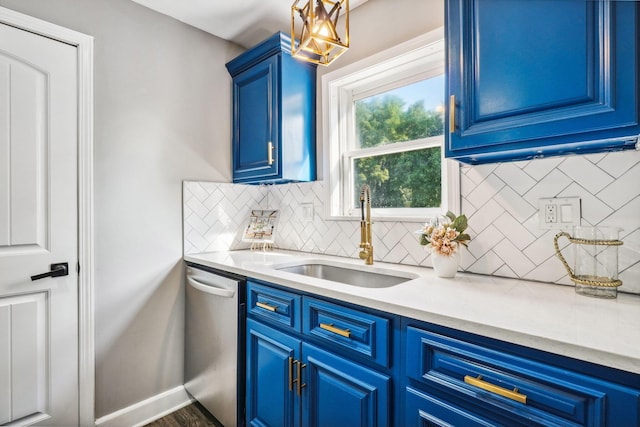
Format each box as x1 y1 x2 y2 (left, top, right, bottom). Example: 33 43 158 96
538 197 581 230
545 203 557 223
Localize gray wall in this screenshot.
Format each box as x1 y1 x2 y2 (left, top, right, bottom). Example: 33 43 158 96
0 0 242 418
337 0 443 67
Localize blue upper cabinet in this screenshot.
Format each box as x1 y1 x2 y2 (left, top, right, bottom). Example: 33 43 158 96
226 32 317 184
445 0 640 164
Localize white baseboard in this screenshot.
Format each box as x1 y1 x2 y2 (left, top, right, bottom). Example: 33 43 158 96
95 385 194 427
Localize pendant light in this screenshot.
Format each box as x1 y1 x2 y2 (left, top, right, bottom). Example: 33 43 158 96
291 0 349 66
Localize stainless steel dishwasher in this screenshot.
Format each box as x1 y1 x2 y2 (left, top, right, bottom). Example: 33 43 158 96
185 262 246 427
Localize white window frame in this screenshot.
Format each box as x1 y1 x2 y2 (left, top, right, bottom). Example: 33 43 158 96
322 27 460 222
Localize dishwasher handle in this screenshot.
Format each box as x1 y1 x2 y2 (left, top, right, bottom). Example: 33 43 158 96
187 275 236 298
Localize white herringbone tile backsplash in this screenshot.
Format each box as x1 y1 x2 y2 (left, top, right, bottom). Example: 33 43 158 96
184 150 640 294
183 182 267 254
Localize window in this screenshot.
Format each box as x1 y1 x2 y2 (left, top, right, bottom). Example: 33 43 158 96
322 28 459 221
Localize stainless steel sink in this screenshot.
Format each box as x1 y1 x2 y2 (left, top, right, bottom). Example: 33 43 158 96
275 262 417 288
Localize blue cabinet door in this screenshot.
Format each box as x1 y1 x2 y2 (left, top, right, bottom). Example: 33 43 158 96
232 55 279 183
246 319 300 427
302 343 391 427
227 32 316 184
446 0 639 164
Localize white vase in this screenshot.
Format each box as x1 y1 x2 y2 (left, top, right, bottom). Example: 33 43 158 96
431 251 460 278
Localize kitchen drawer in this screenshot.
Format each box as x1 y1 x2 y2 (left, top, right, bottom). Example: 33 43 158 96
247 281 301 332
303 297 390 367
405 386 518 427
406 326 640 427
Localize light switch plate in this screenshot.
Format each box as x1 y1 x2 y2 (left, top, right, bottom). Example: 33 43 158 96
301 203 314 222
538 197 581 230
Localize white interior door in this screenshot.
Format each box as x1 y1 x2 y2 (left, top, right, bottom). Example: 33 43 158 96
0 22 79 426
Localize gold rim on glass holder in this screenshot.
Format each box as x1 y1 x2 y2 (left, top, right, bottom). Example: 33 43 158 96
553 232 623 288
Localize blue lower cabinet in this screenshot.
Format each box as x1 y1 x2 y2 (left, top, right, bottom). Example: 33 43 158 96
245 280 395 426
246 320 391 427
246 319 301 427
403 323 640 426
302 343 391 427
246 279 640 427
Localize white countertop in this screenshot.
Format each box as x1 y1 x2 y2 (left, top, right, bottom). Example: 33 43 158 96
184 250 640 375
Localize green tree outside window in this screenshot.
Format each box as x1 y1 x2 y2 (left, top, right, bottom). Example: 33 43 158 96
353 94 445 209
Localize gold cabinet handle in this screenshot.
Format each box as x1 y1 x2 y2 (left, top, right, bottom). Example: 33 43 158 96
295 359 307 396
256 301 278 312
288 357 294 391
319 322 351 338
449 94 456 133
464 375 527 404
267 141 274 165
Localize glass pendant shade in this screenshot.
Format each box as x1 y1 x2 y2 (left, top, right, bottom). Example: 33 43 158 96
291 0 349 66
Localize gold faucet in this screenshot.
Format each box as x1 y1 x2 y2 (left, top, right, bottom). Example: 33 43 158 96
359 185 374 265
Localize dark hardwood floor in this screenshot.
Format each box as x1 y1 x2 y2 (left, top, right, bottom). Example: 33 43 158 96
144 402 222 427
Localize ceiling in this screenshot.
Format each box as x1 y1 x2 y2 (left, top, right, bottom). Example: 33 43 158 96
130 0 368 49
